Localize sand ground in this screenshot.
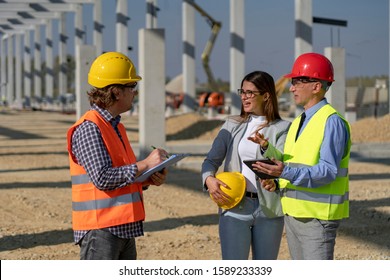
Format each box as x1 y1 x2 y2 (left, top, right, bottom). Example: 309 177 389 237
0 109 389 260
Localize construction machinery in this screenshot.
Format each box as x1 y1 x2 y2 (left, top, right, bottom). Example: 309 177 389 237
188 1 221 92
275 76 289 97
186 1 225 113
173 1 289 113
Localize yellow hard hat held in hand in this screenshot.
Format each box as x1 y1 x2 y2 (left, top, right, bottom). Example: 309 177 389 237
211 172 246 210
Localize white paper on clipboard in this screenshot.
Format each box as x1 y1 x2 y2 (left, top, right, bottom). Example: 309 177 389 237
134 153 191 182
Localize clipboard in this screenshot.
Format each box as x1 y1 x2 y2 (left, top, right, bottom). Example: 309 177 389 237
243 159 278 179
134 153 191 182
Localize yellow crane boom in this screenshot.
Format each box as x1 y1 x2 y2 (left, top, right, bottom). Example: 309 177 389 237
187 1 221 92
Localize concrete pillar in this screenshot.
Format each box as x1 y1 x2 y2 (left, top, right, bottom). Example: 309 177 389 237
116 0 129 55
1 36 6 104
74 4 84 46
229 0 245 115
15 33 22 108
138 28 165 159
345 111 356 124
45 19 54 101
93 0 103 55
24 30 32 104
325 47 346 117
75 45 95 119
59 12 68 95
7 35 14 105
34 25 42 99
182 0 196 113
292 0 313 117
146 0 158 28
295 0 312 57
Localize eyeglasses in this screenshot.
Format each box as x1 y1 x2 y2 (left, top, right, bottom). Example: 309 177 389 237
291 78 319 87
237 89 262 98
123 82 138 91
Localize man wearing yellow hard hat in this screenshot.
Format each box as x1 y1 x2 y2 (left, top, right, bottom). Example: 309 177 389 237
67 52 169 260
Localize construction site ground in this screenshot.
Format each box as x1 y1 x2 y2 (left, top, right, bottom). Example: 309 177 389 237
0 109 389 260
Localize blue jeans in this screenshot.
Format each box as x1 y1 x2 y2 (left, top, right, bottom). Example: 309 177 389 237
79 229 137 260
219 197 284 260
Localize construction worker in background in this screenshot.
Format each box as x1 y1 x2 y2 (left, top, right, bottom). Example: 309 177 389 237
252 53 351 260
202 71 291 260
67 52 169 260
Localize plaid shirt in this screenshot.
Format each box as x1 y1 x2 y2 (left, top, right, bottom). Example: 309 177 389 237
71 105 143 244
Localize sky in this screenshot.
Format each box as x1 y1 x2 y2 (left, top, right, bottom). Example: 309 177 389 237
69 0 389 83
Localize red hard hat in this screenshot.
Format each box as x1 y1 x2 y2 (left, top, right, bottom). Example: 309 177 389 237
284 52 334 82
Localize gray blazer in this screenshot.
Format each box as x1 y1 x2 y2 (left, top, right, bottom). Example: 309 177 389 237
201 116 291 218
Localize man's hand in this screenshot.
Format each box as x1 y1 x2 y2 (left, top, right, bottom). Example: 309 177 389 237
260 178 277 192
136 148 169 175
147 168 168 186
252 158 284 178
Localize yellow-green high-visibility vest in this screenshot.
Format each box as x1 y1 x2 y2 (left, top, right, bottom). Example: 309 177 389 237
279 104 351 220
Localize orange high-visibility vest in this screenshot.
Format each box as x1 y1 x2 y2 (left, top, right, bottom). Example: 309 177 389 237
67 110 145 230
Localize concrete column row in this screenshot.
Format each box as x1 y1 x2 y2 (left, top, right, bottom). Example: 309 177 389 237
1 1 347 116
0 1 349 159
0 0 104 108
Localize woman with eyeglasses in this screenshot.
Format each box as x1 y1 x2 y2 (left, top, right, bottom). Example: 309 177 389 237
201 70 291 260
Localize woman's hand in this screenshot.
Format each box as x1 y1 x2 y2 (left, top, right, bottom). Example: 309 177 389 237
247 131 269 149
205 176 231 205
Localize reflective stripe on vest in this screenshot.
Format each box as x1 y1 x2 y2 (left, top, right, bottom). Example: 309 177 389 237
280 188 349 204
279 104 351 220
71 174 90 185
73 192 142 211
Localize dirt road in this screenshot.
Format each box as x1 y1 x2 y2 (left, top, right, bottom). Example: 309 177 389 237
0 110 389 260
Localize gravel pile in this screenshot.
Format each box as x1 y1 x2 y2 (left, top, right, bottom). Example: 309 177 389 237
166 112 390 144
350 114 390 143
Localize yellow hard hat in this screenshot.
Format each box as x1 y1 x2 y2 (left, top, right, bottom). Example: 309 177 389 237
211 172 246 210
88 51 142 88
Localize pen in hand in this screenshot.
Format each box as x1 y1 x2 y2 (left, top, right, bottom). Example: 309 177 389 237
151 145 170 159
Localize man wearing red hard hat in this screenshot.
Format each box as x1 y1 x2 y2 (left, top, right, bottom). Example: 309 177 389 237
252 53 351 260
